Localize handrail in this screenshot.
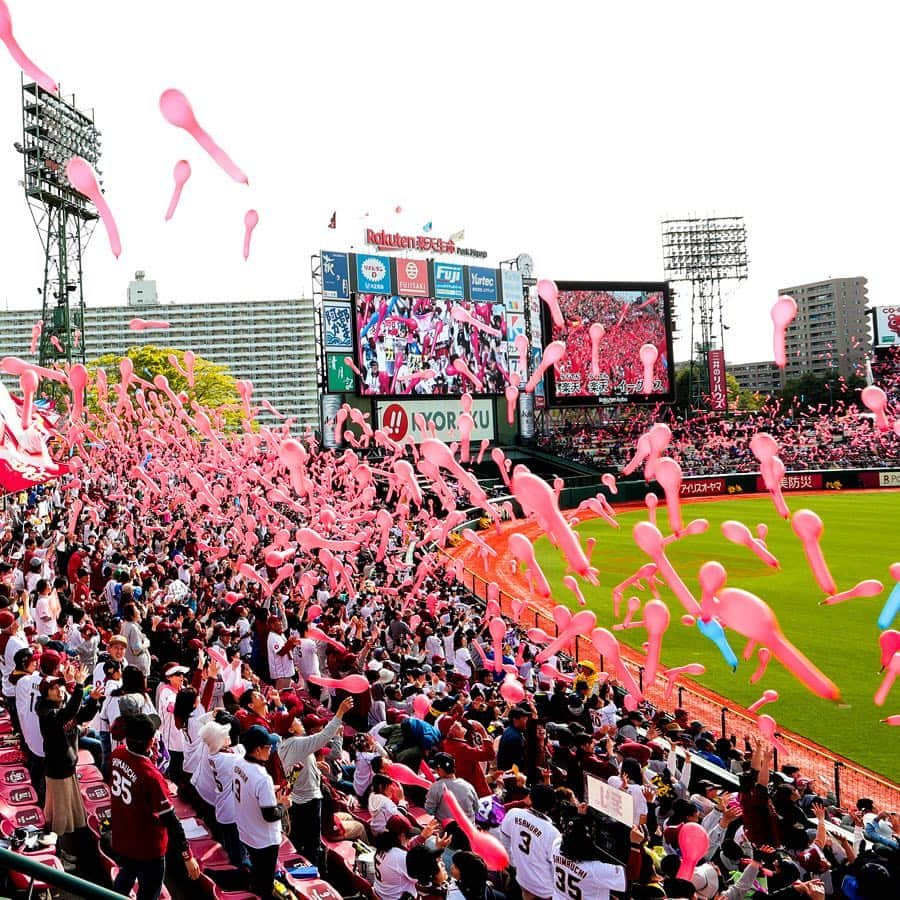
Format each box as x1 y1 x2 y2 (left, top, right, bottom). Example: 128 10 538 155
0 845 125 900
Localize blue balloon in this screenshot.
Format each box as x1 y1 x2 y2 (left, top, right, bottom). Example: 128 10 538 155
696 618 739 672
360 295 399 339
877 583 900 630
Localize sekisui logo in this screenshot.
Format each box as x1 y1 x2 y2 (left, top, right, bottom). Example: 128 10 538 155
382 403 409 441
361 257 387 282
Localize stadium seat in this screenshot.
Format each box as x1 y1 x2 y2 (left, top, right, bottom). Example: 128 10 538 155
0 746 28 767
80 780 113 821
0 781 40 807
76 763 105 784
0 765 31 788
0 804 45 831
4 849 65 894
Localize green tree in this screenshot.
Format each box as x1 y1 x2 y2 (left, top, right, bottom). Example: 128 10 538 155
674 364 766 413
86 345 243 428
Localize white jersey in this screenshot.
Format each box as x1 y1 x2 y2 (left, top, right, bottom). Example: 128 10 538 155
294 637 320 679
15 672 43 757
373 846 416 900
232 757 281 849
267 632 295 681
550 845 626 900
1 634 29 698
182 710 213 775
209 748 244 824
500 808 560 897
157 684 184 752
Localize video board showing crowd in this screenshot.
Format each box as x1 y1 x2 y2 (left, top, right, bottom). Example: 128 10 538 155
541 281 674 405
320 250 525 398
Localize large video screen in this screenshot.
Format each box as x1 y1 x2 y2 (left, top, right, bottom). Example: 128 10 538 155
354 294 509 396
542 281 674 405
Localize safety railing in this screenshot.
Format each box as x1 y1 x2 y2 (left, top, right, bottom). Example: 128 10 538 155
0 846 125 900
455 563 900 812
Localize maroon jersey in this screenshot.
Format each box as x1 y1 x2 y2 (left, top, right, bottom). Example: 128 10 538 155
110 746 173 860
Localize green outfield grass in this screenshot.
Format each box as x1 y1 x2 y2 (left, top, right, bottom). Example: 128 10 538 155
532 492 900 782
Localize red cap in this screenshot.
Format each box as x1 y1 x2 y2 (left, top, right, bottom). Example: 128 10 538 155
302 714 327 731
271 712 296 738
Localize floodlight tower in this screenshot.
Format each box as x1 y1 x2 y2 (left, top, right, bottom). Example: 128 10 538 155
661 217 748 409
19 79 102 375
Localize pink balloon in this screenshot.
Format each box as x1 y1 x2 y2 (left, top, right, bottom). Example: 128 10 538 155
717 587 840 700
591 627 642 700
747 689 779 714
512 469 597 583
791 509 837 594
307 673 369 694
757 713 788 755
68 363 88 421
663 662 705 700
638 343 658 394
535 610 596 664
589 322 605 378
412 694 432 719
879 630 900 669
504 383 519 425
165 160 192 221
881 715 900 726
159 88 249 184
224 590 241 606
29 320 42 355
771 295 797 368
130 318 171 331
721 520 780 569
488 617 507 672
642 599 671 683
382 761 432 790
653 457 684 534
750 647 772 684
874 652 900 707
499 673 526 704
442 789 509 871
450 305 502 337
449 357 483 393
242 209 259 261
677 821 710 879
821 579 884 607
0 2 57 92
860 385 891 431
539 662 573 684
562 575 587 607
526 341 566 393
632 521 701 617
18 368 38 429
66 157 121 258
601 472 617 494
510 598 526 623
537 279 565 329
509 533 552 598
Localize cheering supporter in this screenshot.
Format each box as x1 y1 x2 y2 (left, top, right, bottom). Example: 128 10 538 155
1 359 900 900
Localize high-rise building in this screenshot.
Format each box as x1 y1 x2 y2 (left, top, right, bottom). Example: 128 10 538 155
0 283 320 430
726 360 783 395
779 277 870 380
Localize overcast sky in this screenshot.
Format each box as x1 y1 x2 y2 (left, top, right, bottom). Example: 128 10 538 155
0 1 896 363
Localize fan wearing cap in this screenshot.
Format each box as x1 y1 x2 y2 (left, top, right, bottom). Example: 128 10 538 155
441 716 495 798
550 817 626 900
37 662 104 861
499 783 560 900
110 714 200 898
232 725 292 898
157 662 190 784
424 751 479 824
275 695 353 869
0 607 30 733
18 647 64 804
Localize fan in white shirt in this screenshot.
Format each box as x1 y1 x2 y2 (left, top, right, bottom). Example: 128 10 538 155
499 785 560 899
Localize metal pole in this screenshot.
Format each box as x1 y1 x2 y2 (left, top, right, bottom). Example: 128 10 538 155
0 847 125 900
834 761 843 808
720 706 727 736
677 686 684 707
638 667 644 692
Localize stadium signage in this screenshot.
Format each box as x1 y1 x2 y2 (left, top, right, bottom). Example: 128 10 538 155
365 229 488 259
679 477 726 497
376 398 495 443
433 262 465 300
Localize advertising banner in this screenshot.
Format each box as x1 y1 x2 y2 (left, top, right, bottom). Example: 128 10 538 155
323 303 353 351
320 394 343 449
468 266 499 303
354 253 392 295
326 354 355 392
754 472 824 492
433 261 465 300
376 398 495 443
321 250 350 299
874 306 900 347
679 477 727 497
707 349 727 411
518 392 535 439
501 269 524 311
878 471 900 487
395 257 430 297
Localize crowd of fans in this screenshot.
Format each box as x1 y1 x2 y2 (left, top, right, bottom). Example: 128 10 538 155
539 352 900 475
0 367 896 900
